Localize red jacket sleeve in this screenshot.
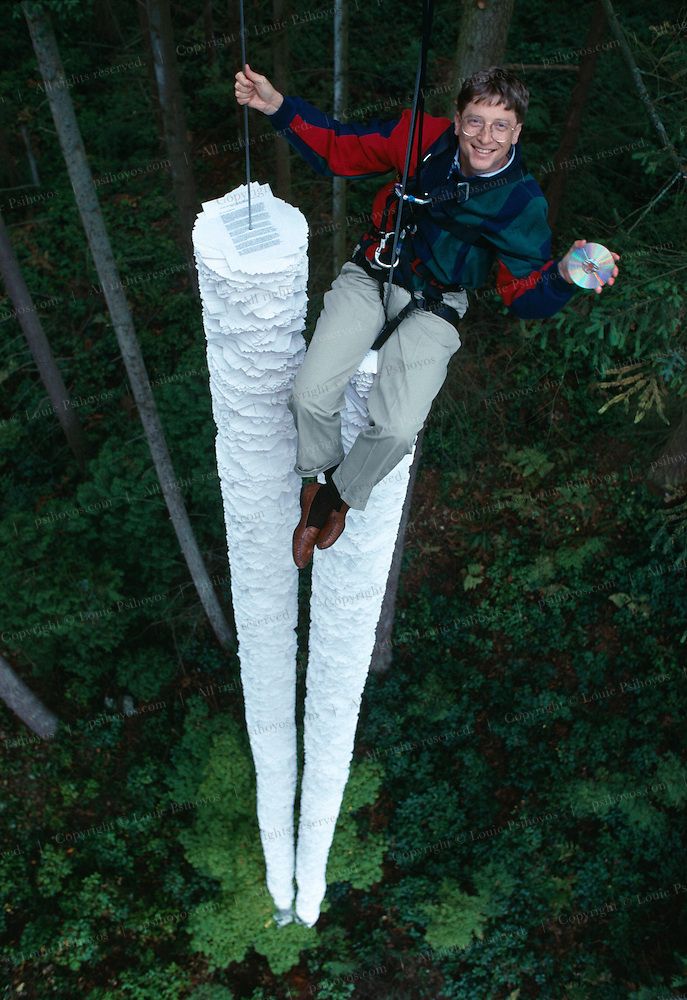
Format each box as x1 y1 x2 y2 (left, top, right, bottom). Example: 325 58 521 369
266 94 448 180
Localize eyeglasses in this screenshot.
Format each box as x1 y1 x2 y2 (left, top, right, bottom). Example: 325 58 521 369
459 114 518 143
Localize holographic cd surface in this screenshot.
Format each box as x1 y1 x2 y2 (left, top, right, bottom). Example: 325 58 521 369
567 242 615 289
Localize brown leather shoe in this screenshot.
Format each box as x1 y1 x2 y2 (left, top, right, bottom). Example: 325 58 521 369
292 482 326 569
316 502 350 550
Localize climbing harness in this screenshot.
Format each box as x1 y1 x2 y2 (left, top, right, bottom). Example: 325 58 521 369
352 242 465 351
358 164 552 352
366 0 472 352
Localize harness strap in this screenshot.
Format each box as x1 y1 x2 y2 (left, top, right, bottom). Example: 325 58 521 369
371 299 418 352
351 244 463 352
370 292 462 352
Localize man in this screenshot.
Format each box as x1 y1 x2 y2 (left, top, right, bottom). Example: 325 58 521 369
234 64 619 568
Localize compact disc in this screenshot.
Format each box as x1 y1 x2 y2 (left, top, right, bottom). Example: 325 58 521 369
567 242 615 289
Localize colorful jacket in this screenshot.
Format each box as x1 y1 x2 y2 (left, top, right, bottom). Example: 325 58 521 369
267 95 579 320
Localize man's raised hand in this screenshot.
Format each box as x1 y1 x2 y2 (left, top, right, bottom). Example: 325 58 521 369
234 63 284 116
558 239 620 294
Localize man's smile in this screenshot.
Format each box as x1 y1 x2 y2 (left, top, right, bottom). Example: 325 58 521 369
471 143 497 156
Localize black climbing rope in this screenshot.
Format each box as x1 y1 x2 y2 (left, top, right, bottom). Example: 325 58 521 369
381 0 435 315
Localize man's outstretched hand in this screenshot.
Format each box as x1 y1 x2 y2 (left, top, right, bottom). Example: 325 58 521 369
558 239 620 294
234 63 284 116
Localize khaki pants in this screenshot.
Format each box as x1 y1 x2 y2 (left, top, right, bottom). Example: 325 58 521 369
287 260 468 510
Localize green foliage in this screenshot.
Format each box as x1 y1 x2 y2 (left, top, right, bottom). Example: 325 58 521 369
378 388 687 996
86 962 191 999
116 647 177 701
504 445 555 480
164 698 385 976
420 861 516 951
462 562 485 590
596 361 671 424
35 843 73 897
323 760 386 891
187 987 235 1000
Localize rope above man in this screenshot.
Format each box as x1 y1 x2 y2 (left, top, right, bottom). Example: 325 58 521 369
234 63 620 569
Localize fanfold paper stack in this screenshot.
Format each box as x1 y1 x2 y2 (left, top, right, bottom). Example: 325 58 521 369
193 182 306 918
298 381 415 926
193 182 413 929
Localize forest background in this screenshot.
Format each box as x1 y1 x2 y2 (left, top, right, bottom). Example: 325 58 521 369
1 0 687 997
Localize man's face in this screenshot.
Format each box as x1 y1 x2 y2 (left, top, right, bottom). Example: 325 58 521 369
453 97 522 176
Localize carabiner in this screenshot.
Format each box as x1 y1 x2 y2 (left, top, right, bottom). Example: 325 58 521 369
393 182 432 205
374 230 403 269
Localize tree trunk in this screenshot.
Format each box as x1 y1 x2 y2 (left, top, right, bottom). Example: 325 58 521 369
0 209 88 468
136 0 164 139
372 0 515 674
599 0 687 492
93 0 122 47
452 0 515 98
600 0 684 176
648 407 687 492
204 0 215 66
0 126 22 188
23 2 235 653
543 0 605 230
371 425 426 672
332 0 348 277
272 0 292 202
20 125 41 187
145 0 200 295
0 655 58 739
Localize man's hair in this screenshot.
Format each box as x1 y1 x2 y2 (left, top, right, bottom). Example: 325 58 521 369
455 66 529 124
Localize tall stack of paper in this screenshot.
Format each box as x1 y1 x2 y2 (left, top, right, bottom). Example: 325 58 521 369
192 182 306 916
295 373 414 926
193 182 413 930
